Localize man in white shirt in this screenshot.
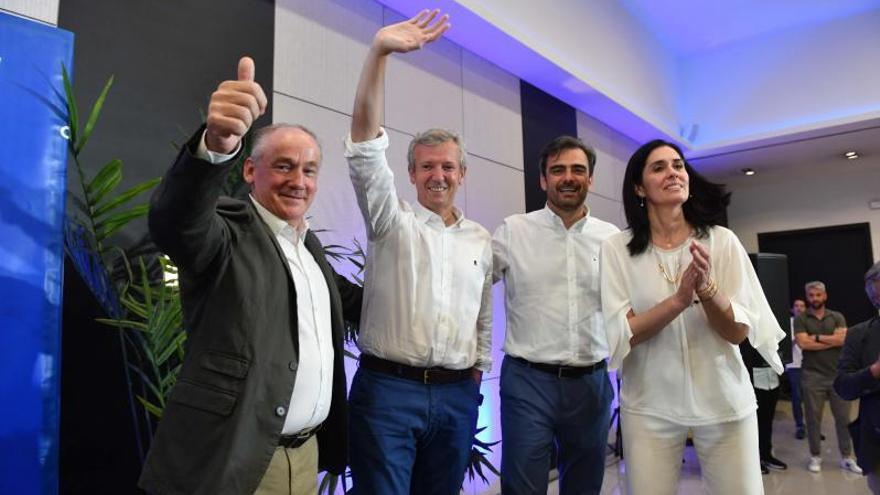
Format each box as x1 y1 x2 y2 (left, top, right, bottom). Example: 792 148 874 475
141 57 362 495
786 299 807 439
493 135 620 494
344 11 492 494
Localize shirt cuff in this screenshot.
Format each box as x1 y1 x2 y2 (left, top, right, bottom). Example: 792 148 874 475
343 128 389 158
197 130 241 164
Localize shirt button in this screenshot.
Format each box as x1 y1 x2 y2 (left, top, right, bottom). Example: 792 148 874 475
288 361 298 371
275 406 286 417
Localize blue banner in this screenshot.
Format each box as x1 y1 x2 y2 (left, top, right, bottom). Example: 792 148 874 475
0 12 74 495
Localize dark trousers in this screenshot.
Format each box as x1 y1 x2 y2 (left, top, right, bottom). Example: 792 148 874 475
755 386 780 458
348 366 480 495
787 368 805 429
500 355 612 495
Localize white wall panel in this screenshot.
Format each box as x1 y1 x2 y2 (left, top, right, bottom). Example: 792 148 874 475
274 0 382 115
462 50 523 170
577 110 635 203
588 194 626 230
383 9 464 136
727 159 880 260
1 0 58 25
271 93 367 279
464 155 525 234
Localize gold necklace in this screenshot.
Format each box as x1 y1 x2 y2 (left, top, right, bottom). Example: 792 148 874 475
654 247 683 285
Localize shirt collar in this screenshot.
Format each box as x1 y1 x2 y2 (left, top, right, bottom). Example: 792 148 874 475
541 203 590 232
249 195 310 242
413 201 465 228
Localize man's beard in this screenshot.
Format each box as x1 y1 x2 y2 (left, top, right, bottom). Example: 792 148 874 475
809 300 825 310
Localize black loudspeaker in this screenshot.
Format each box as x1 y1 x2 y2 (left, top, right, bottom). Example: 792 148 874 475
741 253 792 366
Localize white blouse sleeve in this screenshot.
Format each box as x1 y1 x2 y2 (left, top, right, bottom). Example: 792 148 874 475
600 235 634 370
714 228 786 373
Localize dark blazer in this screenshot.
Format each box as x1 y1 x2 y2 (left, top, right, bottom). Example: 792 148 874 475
834 316 880 474
139 128 361 495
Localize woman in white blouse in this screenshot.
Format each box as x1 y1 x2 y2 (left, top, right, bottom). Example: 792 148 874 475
600 139 785 495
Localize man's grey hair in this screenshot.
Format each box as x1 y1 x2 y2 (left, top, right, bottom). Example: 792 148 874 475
249 123 322 163
865 261 880 283
406 128 466 172
805 280 826 293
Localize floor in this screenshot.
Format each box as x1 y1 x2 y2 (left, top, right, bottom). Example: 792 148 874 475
545 400 870 495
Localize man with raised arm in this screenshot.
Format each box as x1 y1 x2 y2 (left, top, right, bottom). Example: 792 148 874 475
344 10 493 494
140 57 362 495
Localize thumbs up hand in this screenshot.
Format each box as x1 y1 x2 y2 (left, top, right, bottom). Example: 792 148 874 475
205 56 268 154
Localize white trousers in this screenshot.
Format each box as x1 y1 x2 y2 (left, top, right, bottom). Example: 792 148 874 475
621 411 763 495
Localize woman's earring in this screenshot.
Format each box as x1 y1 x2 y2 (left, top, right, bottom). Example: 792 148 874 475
639 197 645 208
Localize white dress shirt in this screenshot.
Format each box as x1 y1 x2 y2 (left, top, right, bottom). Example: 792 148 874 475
344 129 493 372
196 132 333 434
786 316 803 369
600 226 785 426
493 205 620 365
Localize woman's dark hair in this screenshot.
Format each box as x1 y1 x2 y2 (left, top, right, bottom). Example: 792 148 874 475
622 139 731 256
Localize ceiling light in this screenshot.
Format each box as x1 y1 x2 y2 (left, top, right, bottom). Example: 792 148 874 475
742 168 756 176
845 151 859 159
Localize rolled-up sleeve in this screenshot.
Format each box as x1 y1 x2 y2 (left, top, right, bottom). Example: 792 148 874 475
344 129 400 240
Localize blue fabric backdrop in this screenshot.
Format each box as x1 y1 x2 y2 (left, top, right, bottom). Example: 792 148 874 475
0 12 73 494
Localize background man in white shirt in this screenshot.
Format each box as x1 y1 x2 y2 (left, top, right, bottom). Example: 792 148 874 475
344 11 493 494
141 57 362 495
786 299 807 439
493 135 620 494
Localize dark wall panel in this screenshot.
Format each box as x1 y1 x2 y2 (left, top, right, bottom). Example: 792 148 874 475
57 1 275 492
519 81 577 213
58 0 275 248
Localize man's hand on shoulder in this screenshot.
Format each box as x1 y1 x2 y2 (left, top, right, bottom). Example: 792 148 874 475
205 57 268 154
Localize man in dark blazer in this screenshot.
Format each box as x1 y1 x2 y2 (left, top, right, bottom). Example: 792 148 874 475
835 261 880 494
139 57 361 495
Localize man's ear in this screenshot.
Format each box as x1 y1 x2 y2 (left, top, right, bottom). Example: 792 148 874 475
243 157 256 184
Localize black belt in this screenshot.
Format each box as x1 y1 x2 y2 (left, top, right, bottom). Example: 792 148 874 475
359 354 473 385
511 356 605 378
278 425 318 449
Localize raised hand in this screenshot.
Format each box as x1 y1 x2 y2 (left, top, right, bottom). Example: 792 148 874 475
205 56 268 154
372 9 450 56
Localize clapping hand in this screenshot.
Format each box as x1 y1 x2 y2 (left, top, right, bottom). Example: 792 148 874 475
205 57 268 154
372 9 450 56
689 242 712 292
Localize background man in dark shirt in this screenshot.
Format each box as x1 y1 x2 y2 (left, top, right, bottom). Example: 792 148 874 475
835 262 880 493
794 280 861 474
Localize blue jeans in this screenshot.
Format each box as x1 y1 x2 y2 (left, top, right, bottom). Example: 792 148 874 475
348 366 480 495
500 355 613 495
787 368 804 429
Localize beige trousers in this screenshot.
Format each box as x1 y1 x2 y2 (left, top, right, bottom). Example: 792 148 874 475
621 411 763 495
254 435 318 495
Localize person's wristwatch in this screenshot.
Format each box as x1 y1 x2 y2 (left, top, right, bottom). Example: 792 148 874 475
814 334 820 343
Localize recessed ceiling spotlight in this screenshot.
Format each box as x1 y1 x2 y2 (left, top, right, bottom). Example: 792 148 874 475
742 168 756 176
845 151 859 160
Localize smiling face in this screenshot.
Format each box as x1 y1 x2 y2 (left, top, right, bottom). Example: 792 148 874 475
243 127 320 227
635 145 689 208
541 147 591 214
408 140 464 218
